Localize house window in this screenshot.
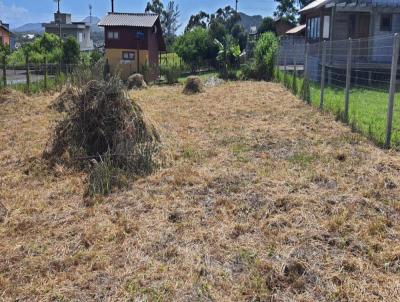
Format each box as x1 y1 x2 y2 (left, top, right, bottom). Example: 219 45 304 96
136 31 145 40
323 16 330 39
307 16 320 40
380 14 392 32
108 31 119 39
122 51 135 61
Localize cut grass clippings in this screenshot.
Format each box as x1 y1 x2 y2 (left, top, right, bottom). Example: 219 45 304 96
1 81 400 301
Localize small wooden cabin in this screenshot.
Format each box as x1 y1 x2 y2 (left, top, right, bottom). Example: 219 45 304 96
98 12 166 81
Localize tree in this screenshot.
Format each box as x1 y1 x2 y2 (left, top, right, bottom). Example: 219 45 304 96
231 24 247 51
163 1 181 49
274 0 298 24
62 36 80 65
215 35 241 78
185 11 209 32
7 33 62 65
145 0 181 50
173 27 214 72
145 0 164 15
274 0 314 24
254 32 278 81
258 17 276 35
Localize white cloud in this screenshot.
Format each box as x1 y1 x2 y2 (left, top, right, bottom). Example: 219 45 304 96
0 1 29 24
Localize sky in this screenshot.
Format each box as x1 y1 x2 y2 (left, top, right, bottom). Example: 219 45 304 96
0 0 277 30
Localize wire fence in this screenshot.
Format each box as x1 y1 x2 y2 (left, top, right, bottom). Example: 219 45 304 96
159 53 216 78
278 33 400 149
0 55 78 93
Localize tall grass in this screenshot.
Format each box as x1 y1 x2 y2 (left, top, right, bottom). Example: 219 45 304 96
277 70 400 148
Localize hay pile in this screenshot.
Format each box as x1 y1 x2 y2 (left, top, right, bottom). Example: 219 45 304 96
127 73 147 90
183 76 204 94
49 85 78 112
0 88 26 104
44 76 160 195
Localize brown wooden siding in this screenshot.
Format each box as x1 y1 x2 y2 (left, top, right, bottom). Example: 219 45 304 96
105 26 150 49
0 27 10 46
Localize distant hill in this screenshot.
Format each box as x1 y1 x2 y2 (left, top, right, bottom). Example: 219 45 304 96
12 23 44 34
239 12 263 32
81 16 102 32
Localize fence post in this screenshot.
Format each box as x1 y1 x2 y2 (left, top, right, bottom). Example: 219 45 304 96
320 40 327 109
25 53 30 93
2 55 6 88
344 38 352 123
284 47 287 74
44 56 48 90
304 43 309 77
385 33 400 148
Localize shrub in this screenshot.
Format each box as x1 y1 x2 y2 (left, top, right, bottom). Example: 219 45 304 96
240 63 258 80
254 32 278 81
127 74 147 89
163 64 181 84
62 36 80 65
183 76 203 94
226 69 238 81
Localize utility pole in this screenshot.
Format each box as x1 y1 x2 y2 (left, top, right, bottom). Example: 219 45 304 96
235 0 238 12
89 4 92 24
111 0 114 13
54 0 62 74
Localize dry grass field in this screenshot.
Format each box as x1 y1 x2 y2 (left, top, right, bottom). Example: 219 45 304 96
1 81 400 301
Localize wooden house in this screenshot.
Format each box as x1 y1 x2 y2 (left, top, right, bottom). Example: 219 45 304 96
98 12 166 81
274 17 296 37
300 0 400 64
0 20 11 47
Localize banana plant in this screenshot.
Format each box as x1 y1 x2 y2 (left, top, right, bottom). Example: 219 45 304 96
214 35 241 79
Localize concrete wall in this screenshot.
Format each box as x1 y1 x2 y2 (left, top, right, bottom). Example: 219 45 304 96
45 26 93 51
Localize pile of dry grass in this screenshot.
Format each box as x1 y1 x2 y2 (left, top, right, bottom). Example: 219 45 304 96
183 76 203 94
127 73 147 90
49 85 78 112
44 76 160 195
0 88 26 104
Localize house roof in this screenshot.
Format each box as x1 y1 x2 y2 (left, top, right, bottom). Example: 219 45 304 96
286 24 306 34
273 17 295 26
0 21 11 33
98 13 159 28
299 0 332 13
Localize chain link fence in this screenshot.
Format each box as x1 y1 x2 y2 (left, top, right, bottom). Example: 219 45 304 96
278 34 400 149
